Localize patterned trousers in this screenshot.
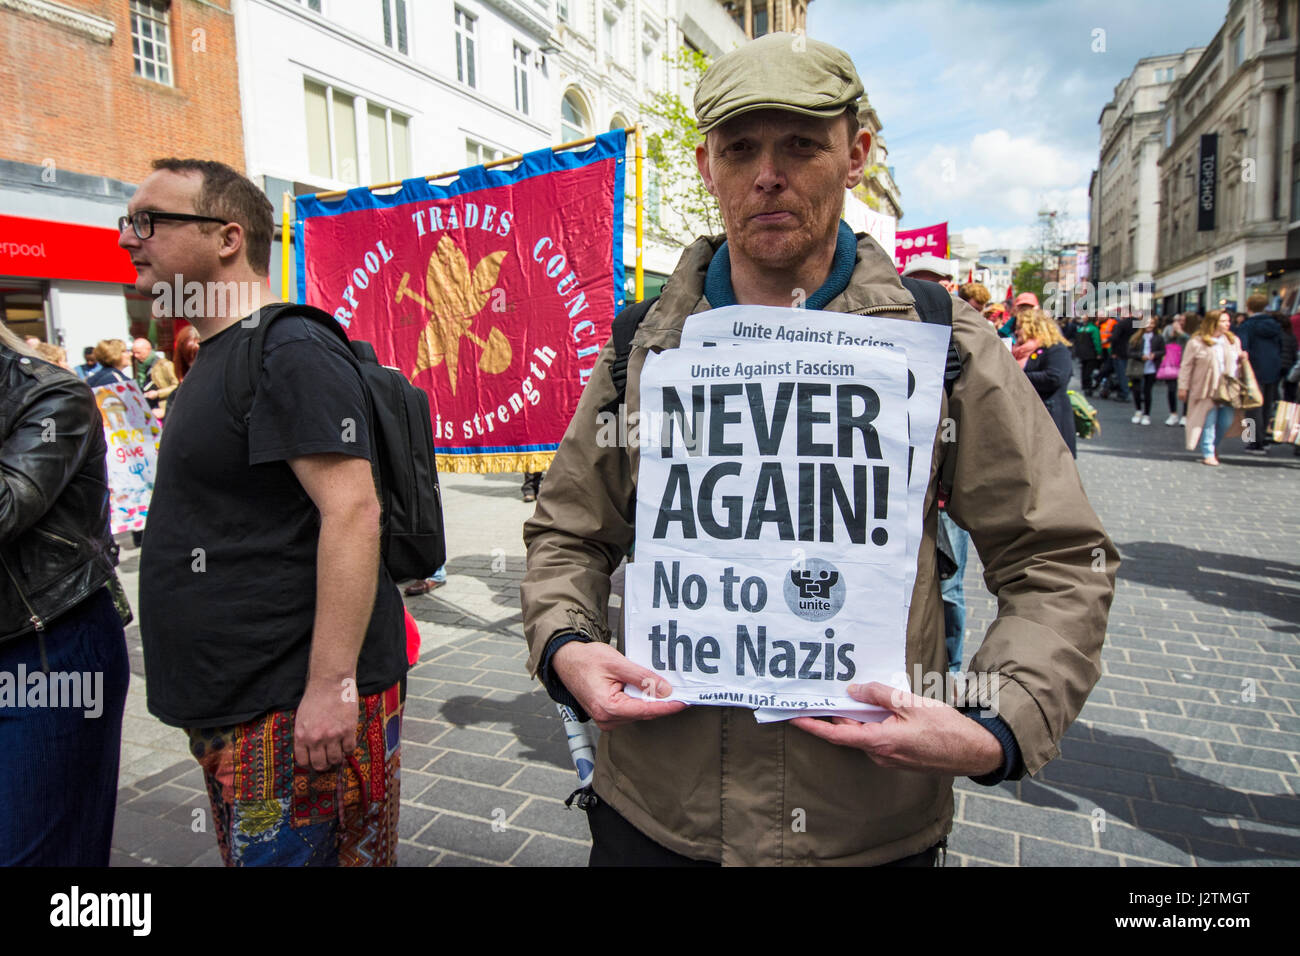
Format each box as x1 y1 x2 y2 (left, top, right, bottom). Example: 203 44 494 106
186 682 402 866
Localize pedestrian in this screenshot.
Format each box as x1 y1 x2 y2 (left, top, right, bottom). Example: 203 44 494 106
1178 309 1245 466
957 281 989 317
132 337 177 416
1234 294 1282 452
1108 312 1134 402
85 338 132 387
124 158 406 866
999 291 1037 338
403 564 446 597
143 351 179 419
905 263 970 676
33 342 70 369
1015 307 1078 457
981 301 1007 330
132 338 161 396
520 33 1117 866
74 346 98 381
1276 312 1297 404
1157 313 1189 426
1125 317 1165 426
172 324 200 381
1 323 130 865
1073 312 1103 396
521 470 544 503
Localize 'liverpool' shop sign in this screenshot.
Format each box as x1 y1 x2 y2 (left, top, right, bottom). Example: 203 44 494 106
1198 134 1218 232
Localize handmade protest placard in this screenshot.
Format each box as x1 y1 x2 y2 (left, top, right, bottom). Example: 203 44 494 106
679 305 951 611
93 381 161 534
623 341 911 716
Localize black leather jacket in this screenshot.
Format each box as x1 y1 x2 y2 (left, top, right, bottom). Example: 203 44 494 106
1 346 117 643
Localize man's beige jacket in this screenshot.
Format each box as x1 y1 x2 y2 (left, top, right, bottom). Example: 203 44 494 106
522 233 1118 865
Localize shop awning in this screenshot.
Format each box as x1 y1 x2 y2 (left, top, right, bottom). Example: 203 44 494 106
0 214 135 284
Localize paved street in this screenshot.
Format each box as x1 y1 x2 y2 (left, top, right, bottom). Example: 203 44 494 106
109 372 1300 867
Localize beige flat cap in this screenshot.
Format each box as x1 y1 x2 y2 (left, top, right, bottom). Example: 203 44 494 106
694 32 864 134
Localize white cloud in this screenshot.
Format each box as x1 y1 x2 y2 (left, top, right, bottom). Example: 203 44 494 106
910 129 1092 219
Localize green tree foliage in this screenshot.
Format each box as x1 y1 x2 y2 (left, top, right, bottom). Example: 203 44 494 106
640 46 723 243
1012 258 1045 300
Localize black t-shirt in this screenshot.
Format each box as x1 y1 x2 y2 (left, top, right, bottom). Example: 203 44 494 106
139 312 406 727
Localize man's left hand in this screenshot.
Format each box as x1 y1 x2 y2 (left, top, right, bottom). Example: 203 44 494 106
791 681 1003 777
293 677 359 771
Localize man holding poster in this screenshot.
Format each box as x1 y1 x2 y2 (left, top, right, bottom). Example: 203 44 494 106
522 32 1117 867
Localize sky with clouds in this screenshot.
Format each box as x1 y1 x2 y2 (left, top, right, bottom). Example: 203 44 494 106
807 0 1231 252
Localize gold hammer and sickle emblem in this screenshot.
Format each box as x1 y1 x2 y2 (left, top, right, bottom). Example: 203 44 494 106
396 234 511 395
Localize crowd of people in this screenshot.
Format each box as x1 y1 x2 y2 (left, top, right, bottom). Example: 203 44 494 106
949 283 1300 465
1 33 1125 869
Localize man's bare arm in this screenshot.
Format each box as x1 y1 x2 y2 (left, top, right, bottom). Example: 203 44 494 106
288 452 382 771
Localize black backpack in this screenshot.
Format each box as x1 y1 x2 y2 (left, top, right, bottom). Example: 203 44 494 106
225 303 446 582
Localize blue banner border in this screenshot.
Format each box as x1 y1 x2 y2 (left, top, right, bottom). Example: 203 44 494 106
293 129 627 315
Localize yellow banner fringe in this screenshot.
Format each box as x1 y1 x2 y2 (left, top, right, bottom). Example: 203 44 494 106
436 452 556 474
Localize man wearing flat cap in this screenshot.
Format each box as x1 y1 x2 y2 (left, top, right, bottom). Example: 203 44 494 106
522 33 1116 865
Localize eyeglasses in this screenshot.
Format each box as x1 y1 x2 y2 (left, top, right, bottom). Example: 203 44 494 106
117 210 228 240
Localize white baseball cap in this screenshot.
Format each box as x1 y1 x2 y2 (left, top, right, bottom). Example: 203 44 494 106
901 254 955 280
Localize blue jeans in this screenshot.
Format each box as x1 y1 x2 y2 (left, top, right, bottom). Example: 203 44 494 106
0 586 129 865
1110 356 1130 398
938 511 970 674
1198 404 1235 459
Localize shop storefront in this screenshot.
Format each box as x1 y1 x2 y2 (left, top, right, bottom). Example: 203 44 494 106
0 213 136 360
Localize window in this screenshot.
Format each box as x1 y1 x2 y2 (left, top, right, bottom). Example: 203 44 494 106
642 32 659 88
514 43 530 114
367 104 410 182
332 89 358 184
305 80 407 185
1153 67 1175 83
382 0 408 54
1164 115 1174 148
560 90 590 143
604 11 619 60
130 0 172 86
1232 27 1245 68
297 0 322 11
466 138 504 168
455 7 477 88
558 0 569 20
753 0 769 36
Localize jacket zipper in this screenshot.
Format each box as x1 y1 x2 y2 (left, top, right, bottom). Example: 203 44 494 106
852 303 914 316
35 527 78 550
0 553 45 634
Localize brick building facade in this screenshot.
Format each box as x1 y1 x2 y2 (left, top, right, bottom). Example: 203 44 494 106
0 0 244 360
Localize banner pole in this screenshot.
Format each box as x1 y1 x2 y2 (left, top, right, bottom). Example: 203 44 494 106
281 192 292 301
635 124 645 303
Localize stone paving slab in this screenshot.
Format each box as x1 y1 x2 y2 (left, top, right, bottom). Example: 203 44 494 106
110 374 1300 866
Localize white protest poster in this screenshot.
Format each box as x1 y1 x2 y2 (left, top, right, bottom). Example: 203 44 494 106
94 381 160 534
623 341 910 718
679 305 951 610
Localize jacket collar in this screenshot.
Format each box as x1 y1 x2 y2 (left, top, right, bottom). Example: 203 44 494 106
644 227 917 338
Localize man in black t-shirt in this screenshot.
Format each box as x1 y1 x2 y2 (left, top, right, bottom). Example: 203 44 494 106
121 158 406 866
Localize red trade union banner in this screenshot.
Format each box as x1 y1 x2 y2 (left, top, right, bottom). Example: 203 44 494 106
893 222 948 274
294 131 627 472
0 214 136 284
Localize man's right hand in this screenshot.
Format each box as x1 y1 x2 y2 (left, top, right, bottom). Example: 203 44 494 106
551 641 687 732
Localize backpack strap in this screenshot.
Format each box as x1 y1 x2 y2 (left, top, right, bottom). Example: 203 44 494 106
600 295 659 416
223 302 353 426
900 275 962 395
